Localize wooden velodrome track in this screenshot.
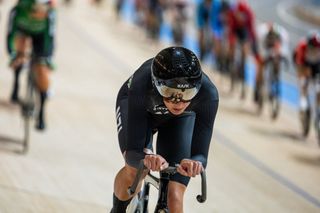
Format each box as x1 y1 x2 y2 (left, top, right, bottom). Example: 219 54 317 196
0 1 319 212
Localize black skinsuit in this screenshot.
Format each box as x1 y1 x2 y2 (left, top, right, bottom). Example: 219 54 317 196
116 59 219 186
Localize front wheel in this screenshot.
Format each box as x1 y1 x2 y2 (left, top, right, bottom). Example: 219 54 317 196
21 67 35 154
127 184 149 213
270 97 280 120
126 196 140 213
269 82 280 120
21 99 35 153
22 114 30 153
317 120 320 147
316 111 320 147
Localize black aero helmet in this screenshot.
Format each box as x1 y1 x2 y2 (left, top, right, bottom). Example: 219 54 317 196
151 47 202 102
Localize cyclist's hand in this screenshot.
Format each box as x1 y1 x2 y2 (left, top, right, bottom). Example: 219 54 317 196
177 159 203 177
9 54 24 69
144 154 169 171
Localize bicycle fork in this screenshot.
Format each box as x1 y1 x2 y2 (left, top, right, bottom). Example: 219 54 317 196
154 174 170 213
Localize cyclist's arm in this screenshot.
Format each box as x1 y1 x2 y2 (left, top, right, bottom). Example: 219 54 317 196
191 82 219 168
125 66 152 169
44 9 56 57
247 8 257 43
7 7 18 56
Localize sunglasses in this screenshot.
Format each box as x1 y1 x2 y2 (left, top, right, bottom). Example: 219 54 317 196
163 95 192 104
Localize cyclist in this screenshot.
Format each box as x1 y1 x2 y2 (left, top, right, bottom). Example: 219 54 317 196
260 23 285 61
293 32 320 121
7 0 56 130
211 0 231 72
227 0 262 99
145 0 164 40
111 47 219 212
170 0 189 45
115 0 124 18
254 23 289 101
196 0 213 61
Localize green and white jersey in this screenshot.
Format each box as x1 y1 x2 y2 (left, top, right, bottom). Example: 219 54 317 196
7 4 56 55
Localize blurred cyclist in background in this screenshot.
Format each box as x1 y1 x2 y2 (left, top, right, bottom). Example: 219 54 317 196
7 0 56 130
110 47 219 212
115 0 124 19
227 0 262 99
260 23 288 63
211 0 231 73
196 0 213 61
293 32 320 119
133 0 147 27
145 0 165 40
254 22 289 101
169 0 189 45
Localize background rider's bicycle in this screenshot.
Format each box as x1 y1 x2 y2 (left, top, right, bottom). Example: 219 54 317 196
127 160 207 213
230 42 246 99
300 71 320 147
17 56 37 153
257 53 288 120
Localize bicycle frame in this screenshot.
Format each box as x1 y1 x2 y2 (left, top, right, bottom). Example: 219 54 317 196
264 54 283 118
256 50 288 118
21 58 36 153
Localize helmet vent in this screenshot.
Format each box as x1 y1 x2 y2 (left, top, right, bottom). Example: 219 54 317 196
172 50 189 75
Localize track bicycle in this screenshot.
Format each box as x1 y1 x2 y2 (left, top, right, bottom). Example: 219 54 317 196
257 53 288 119
300 71 320 146
18 56 37 153
230 41 246 99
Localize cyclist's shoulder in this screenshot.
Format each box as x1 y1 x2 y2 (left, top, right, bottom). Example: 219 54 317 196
199 73 219 101
134 58 153 76
130 58 153 88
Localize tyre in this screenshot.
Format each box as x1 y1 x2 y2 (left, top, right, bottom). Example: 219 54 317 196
316 112 320 147
270 97 279 120
255 84 264 115
300 108 311 137
317 120 320 147
270 81 280 120
21 70 35 154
